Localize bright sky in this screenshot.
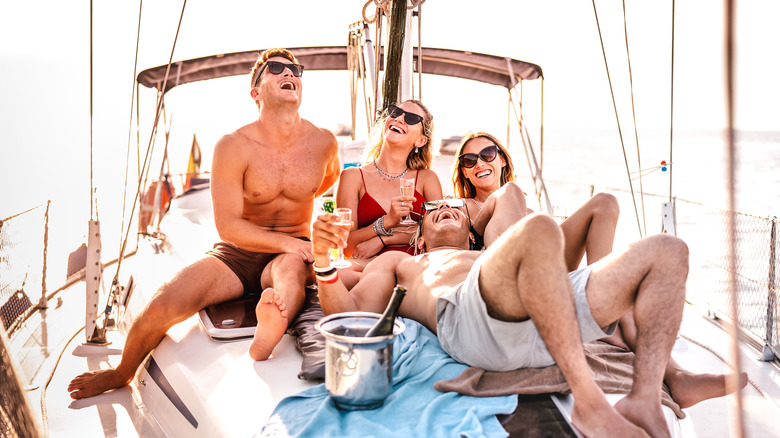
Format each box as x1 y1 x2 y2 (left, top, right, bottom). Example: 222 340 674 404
0 0 777 259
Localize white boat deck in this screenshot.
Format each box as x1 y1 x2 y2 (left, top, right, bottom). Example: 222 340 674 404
10 259 779 437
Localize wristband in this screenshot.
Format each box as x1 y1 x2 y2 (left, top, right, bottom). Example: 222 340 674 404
377 234 386 247
313 264 336 274
317 272 339 284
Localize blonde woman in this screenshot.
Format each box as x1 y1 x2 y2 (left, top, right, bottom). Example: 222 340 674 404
336 100 443 268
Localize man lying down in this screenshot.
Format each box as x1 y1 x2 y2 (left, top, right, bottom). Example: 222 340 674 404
311 182 745 438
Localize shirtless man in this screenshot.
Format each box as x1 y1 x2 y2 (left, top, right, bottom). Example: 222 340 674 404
68 48 340 399
312 183 689 437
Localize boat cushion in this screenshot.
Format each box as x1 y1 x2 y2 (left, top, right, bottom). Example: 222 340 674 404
198 296 259 340
434 340 684 418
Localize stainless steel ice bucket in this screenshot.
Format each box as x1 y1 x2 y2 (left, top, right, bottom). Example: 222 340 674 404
315 312 405 410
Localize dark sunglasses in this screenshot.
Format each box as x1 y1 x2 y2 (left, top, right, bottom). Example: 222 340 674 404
253 61 304 86
388 104 424 126
458 145 499 168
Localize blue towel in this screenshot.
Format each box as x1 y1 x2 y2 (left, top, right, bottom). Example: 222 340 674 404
258 319 517 438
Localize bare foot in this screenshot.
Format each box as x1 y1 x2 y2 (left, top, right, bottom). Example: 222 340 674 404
571 398 650 438
67 369 133 400
614 395 670 438
249 288 288 361
665 369 748 408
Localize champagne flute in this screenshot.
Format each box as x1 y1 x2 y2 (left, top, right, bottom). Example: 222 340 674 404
399 177 416 225
331 208 352 268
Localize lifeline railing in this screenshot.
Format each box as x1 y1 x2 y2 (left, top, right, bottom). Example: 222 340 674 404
2 185 777 361
535 177 779 363
0 203 49 337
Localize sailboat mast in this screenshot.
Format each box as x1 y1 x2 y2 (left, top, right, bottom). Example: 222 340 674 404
380 0 408 111
724 0 745 435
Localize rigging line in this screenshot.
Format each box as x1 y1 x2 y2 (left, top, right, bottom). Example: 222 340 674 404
416 3 422 100
669 0 675 203
509 88 553 213
360 29 373 134
621 0 647 237
724 0 746 435
0 202 48 222
119 0 187 254
371 7 383 121
115 0 144 282
590 0 643 239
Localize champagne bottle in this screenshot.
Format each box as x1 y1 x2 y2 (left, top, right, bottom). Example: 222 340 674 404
365 285 406 337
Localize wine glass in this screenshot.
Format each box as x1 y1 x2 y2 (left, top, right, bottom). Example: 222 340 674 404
331 208 352 268
399 177 416 225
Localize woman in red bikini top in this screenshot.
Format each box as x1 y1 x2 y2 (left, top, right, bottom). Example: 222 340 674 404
336 99 443 272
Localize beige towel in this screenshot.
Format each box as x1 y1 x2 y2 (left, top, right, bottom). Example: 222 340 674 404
434 341 685 419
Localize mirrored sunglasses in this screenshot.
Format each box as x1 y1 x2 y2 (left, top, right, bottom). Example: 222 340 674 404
458 145 499 168
388 104 424 126
419 198 470 236
421 198 468 214
254 61 304 86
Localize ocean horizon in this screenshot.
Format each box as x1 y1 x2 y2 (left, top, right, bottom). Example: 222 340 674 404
2 127 778 295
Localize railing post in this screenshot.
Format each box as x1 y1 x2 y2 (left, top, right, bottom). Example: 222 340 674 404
38 201 50 309
763 217 777 361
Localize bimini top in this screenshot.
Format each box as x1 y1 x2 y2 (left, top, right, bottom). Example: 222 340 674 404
136 46 543 94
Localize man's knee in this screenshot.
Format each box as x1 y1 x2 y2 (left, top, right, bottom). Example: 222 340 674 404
270 253 314 281
591 192 619 220
644 233 689 277
518 213 564 249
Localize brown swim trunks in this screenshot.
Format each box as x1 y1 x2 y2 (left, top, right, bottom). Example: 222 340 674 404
206 238 310 296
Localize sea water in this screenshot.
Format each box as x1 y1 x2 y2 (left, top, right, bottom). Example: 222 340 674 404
3 128 779 296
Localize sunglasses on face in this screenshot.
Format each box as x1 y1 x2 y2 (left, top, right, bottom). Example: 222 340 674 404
458 145 499 168
388 104 424 126
419 198 470 235
253 61 305 86
421 198 468 213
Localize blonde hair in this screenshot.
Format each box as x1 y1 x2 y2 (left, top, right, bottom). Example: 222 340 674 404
451 132 515 199
362 99 435 170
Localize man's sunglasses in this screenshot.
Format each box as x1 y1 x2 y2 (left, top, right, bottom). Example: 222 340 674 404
419 198 470 236
458 145 499 168
421 198 468 213
253 61 305 87
388 104 424 126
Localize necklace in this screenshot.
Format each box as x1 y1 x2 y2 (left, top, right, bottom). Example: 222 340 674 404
373 160 409 181
470 198 482 210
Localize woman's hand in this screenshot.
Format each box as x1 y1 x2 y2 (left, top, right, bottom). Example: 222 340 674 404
353 236 386 259
384 195 416 228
